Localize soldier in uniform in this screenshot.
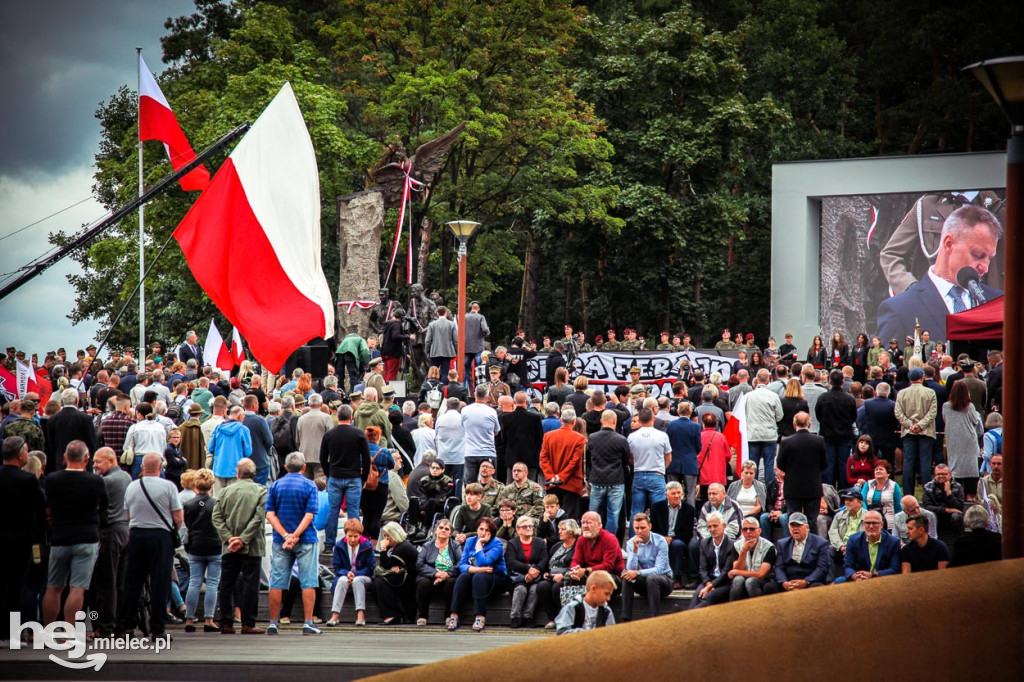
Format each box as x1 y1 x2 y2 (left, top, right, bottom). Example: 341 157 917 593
109 349 124 372
620 329 642 352
880 191 1005 295
592 334 604 351
575 331 592 353
678 333 696 351
2 347 15 373
627 366 643 390
145 343 162 362
902 337 916 366
655 331 673 351
744 333 760 354
602 329 621 351
4 399 44 452
714 329 736 350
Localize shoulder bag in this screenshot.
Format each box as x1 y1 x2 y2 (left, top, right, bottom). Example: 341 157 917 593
140 477 181 549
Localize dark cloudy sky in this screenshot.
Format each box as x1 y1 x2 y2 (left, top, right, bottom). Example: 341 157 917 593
0 0 195 356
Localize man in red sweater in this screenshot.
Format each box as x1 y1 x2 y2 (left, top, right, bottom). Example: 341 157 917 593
570 512 625 591
540 408 587 520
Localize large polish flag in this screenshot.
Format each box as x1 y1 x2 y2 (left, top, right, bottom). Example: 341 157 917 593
174 83 335 373
138 54 210 191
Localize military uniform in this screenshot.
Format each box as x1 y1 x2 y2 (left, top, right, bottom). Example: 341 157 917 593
495 479 546 519
620 330 642 352
655 343 673 351
602 331 622 351
714 340 737 350
5 414 44 452
880 191 1006 295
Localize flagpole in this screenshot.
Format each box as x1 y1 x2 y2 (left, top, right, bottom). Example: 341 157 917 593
137 46 146 358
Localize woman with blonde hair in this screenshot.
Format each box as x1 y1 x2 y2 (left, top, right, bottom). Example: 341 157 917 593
183 469 221 633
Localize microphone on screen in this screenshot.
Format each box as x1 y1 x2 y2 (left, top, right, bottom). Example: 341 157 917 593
956 266 987 306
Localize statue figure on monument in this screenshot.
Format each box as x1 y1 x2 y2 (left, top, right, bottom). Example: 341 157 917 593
369 287 392 335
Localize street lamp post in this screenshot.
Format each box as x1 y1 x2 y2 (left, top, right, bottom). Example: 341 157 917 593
965 56 1024 558
446 220 481 384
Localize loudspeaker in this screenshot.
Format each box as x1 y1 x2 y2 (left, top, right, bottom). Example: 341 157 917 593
283 338 330 378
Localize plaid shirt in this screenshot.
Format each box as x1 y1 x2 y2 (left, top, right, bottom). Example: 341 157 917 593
99 411 135 456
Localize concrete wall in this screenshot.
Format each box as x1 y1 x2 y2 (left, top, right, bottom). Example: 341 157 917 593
372 559 1024 681
771 152 1006 345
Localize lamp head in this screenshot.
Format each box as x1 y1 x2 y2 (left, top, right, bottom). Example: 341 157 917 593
964 56 1024 132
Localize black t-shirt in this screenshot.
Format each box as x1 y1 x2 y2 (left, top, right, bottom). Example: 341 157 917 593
46 469 109 545
900 537 950 573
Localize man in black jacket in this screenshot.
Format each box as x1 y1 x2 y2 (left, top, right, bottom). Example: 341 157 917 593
588 410 631 540
45 388 97 473
650 482 695 588
857 382 901 465
1 436 47 641
499 392 545 482
380 309 413 383
813 371 857 489
319 405 372 548
776 412 828 534
689 512 738 609
544 342 566 387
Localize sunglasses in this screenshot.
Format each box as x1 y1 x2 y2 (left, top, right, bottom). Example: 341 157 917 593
741 527 759 532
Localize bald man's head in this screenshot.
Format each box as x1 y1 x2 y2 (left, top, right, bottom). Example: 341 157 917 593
141 453 163 475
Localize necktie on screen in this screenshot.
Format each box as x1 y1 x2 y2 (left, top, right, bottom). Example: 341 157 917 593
948 285 968 313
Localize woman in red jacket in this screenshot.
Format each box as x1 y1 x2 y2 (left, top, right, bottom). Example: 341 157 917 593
697 413 730 505
847 434 879 487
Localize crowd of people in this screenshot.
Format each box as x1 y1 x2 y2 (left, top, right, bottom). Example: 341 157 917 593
0 318 1006 643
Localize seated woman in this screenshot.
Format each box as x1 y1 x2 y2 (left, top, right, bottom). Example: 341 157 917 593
860 460 902 531
505 516 548 628
417 459 455 529
847 435 879 487
414 519 462 626
726 461 765 520
373 522 419 625
537 518 581 630
327 518 375 627
448 517 507 632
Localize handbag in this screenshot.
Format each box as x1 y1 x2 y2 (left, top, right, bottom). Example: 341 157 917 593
364 451 382 491
268 445 280 482
139 477 181 549
120 447 135 467
559 580 586 607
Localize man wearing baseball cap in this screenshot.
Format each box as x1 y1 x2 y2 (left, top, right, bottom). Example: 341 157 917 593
773 512 831 590
827 488 865 572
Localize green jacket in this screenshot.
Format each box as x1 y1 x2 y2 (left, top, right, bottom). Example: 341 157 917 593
336 333 370 368
353 400 392 445
5 417 45 452
212 479 267 557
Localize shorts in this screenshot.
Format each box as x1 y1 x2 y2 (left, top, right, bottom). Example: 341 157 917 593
269 541 319 590
47 542 100 589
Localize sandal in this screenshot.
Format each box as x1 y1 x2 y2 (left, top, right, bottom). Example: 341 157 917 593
446 616 459 631
472 617 485 632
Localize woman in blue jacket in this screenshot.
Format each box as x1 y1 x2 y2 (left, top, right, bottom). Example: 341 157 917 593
327 518 376 626
448 517 507 632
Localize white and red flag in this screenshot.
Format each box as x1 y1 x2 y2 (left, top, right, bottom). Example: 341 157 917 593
230 327 246 367
174 83 335 373
138 54 209 191
202 320 233 372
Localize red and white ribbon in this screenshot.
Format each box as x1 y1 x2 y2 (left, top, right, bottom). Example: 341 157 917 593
337 300 378 315
383 160 425 286
865 205 878 248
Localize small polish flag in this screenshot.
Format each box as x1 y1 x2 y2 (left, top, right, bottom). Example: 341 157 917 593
203 320 233 372
230 327 245 367
139 54 209 191
174 83 335 373
723 391 748 472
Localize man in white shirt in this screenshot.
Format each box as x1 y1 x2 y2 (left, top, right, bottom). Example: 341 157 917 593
461 385 500 484
435 398 465 481
627 408 671 521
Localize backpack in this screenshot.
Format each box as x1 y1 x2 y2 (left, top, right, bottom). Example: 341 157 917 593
271 412 296 454
165 400 185 425
426 382 443 410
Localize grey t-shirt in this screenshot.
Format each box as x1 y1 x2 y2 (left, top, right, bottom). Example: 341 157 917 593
124 476 182 530
461 402 500 459
103 467 132 527
627 426 672 474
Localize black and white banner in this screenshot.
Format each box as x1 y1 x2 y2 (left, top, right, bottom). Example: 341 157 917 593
526 350 736 399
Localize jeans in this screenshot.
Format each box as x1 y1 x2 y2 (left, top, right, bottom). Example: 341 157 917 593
341 353 361 393
464 353 482 389
270 542 318 589
186 554 222 620
255 467 269 487
589 484 625 533
451 571 506 617
630 472 667 522
747 441 777 485
901 434 935 495
759 512 790 539
823 438 853 488
331 575 371 613
326 476 363 547
667 474 699 507
444 464 465 483
218 553 260 628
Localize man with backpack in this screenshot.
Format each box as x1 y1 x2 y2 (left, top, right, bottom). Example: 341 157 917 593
271 395 299 464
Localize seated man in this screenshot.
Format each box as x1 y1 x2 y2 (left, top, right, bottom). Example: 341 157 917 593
620 513 673 622
568 512 625 591
496 462 546 521
774 513 831 591
899 514 949 573
689 512 739 609
537 494 567 549
555 569 616 635
835 510 901 583
650 481 695 589
475 460 505 509
892 495 938 545
728 516 777 601
827 488 865 574
921 464 965 538
687 483 741 588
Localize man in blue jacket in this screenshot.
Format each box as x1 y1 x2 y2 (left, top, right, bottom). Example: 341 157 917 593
208 406 253 494
835 510 901 583
665 402 702 506
774 513 831 590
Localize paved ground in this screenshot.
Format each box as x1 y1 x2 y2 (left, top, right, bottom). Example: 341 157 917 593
0 625 551 680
